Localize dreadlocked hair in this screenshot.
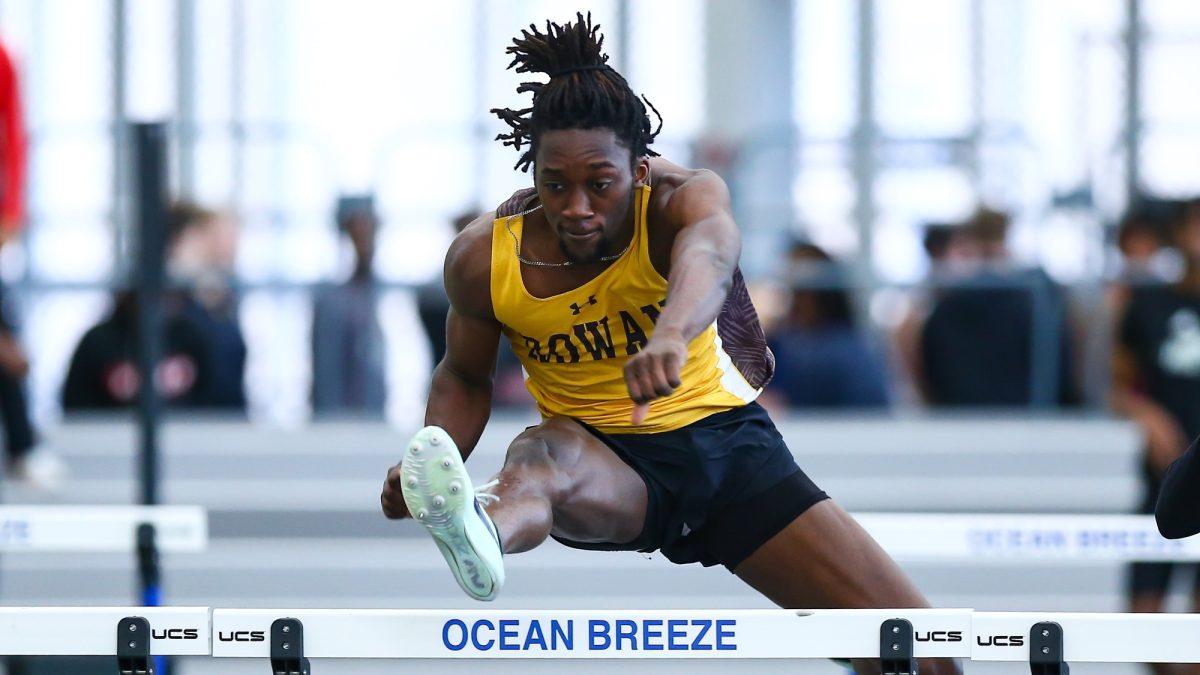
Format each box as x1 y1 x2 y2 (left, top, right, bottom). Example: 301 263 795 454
491 12 663 173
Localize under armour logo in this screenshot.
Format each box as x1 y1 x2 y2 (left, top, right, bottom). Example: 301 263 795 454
569 295 598 315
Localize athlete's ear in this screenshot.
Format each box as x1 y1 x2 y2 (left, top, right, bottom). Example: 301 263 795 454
633 158 650 187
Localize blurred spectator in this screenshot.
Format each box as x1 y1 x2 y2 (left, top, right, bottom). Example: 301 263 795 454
0 38 66 490
969 206 1010 262
311 195 386 416
62 202 246 411
919 208 1079 407
416 210 475 366
894 221 980 401
1113 198 1200 639
1115 199 1178 284
167 202 246 408
63 292 212 409
1118 207 1166 278
763 242 889 409
922 221 980 276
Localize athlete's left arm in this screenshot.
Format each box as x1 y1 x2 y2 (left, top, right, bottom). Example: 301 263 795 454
625 170 740 424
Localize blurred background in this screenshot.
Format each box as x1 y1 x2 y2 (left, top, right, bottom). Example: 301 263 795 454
0 0 1198 673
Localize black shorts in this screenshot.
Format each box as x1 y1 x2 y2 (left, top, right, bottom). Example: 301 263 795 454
1128 459 1200 595
551 401 829 570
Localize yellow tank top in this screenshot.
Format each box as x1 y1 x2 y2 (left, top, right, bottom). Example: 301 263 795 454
490 185 761 434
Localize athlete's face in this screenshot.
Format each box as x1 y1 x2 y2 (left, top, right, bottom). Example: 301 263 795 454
535 129 649 264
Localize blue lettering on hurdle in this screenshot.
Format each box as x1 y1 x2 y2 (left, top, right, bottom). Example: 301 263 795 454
498 619 519 651
615 619 638 650
552 620 573 650
586 619 735 651
442 619 467 651
443 619 575 652
0 519 30 545
716 619 736 650
471 619 495 650
589 620 610 650
523 620 546 650
668 620 687 650
447 618 737 652
643 620 663 651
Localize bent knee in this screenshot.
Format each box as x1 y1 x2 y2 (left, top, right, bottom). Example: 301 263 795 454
511 417 587 466
504 433 553 467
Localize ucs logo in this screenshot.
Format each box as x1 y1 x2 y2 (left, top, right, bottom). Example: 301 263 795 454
217 631 266 643
977 635 1025 647
152 629 199 640
914 631 964 643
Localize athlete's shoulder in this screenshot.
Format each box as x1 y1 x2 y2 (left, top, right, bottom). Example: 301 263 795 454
647 157 732 225
647 156 714 194
444 211 497 320
496 186 538 217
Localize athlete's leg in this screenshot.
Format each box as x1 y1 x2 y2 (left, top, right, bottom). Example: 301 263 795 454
1131 592 1176 675
484 417 649 554
1187 571 1200 675
399 419 649 601
1126 557 1179 675
732 500 961 675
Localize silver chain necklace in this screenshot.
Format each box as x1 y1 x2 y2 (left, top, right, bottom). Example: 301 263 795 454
505 171 649 268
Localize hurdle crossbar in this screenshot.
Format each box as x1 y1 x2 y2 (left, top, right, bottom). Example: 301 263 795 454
0 506 208 553
4 510 1194 560
857 513 1200 562
2 608 1200 666
973 612 1200 663
0 607 209 656
210 608 972 659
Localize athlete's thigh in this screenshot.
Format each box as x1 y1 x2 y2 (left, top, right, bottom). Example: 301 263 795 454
734 501 961 675
732 499 925 609
517 417 648 544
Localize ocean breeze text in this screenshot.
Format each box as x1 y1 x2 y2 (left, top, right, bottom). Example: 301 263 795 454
441 618 737 653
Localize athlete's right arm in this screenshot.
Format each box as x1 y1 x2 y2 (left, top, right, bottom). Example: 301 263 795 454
426 215 502 458
382 214 500 520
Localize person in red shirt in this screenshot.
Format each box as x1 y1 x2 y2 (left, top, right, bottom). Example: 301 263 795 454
0 38 25 239
0 38 65 491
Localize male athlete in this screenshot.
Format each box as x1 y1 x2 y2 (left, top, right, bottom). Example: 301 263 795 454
382 15 957 674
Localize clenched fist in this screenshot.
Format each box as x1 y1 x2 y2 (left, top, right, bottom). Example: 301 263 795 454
624 331 688 425
380 462 411 519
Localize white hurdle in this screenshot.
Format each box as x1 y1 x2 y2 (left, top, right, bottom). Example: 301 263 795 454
973 612 1200 664
0 505 208 553
858 513 1199 562
210 608 972 660
4 512 1200 672
0 607 209 656
2 608 1200 671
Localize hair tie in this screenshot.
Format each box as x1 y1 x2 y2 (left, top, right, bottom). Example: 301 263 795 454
548 64 610 79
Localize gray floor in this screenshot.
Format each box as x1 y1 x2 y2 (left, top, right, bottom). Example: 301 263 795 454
1 414 1188 674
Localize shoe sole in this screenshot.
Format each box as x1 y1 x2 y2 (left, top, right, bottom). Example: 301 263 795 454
400 427 503 601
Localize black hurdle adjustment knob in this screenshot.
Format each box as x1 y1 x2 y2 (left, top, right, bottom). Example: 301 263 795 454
1029 621 1068 675
271 617 311 675
117 616 154 675
880 618 917 675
